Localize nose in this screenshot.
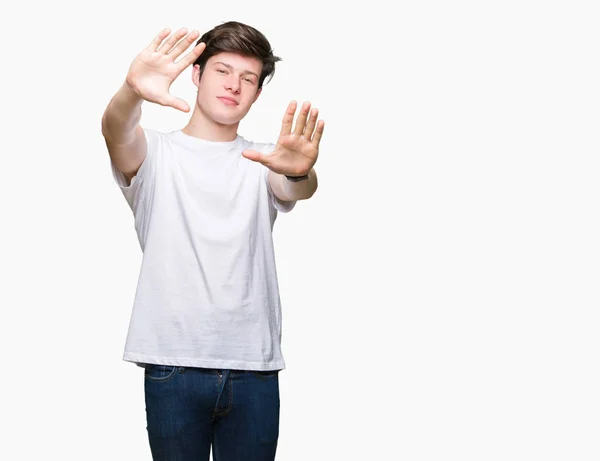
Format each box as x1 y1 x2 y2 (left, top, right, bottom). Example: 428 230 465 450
225 75 240 94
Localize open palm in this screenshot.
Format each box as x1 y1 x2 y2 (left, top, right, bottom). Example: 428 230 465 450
242 101 325 176
126 28 206 112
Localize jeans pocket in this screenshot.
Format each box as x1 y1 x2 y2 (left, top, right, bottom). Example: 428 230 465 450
250 369 280 380
144 364 178 383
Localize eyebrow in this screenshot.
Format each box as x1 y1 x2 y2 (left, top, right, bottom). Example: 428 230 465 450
213 61 259 79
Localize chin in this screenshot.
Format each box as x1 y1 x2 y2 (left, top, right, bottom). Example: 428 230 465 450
212 113 242 126
212 107 250 125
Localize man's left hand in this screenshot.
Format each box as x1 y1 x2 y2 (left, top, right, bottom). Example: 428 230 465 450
242 100 325 175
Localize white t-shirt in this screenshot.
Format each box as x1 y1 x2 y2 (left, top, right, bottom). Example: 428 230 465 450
111 128 296 371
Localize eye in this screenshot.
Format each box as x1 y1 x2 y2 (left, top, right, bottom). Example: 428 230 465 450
244 78 254 84
217 69 227 74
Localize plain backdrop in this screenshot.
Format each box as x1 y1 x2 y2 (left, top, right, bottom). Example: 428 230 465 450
1 0 599 460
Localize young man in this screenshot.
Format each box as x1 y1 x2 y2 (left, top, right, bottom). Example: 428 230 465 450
101 21 323 461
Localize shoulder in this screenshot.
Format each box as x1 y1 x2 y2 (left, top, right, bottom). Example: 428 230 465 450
239 136 276 154
140 127 168 151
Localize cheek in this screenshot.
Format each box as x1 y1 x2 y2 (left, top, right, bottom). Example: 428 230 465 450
238 97 254 111
243 88 259 104
197 84 218 105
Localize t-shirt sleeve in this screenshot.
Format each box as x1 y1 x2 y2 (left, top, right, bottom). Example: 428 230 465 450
110 128 160 213
260 143 297 214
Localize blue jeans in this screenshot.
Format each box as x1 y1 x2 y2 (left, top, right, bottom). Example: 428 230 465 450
143 364 280 461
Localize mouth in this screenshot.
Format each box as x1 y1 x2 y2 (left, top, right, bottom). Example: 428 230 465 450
217 96 239 106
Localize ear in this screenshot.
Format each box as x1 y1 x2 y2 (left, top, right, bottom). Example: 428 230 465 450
253 87 262 103
192 64 201 88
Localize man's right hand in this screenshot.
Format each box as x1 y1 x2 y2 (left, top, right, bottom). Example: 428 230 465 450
125 28 206 113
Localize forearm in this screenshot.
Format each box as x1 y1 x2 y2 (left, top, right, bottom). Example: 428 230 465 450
268 168 318 201
101 81 144 144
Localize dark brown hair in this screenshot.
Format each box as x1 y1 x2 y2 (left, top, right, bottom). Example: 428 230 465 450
194 21 281 88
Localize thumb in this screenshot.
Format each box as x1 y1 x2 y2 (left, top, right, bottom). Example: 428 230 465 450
161 94 190 113
242 149 267 164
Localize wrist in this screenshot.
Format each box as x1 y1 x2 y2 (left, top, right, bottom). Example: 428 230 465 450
285 173 310 182
121 80 143 105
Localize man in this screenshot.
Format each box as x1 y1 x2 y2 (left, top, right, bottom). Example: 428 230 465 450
101 21 323 461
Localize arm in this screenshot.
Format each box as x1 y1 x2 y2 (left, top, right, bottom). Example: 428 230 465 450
101 82 146 184
268 168 318 201
101 27 206 184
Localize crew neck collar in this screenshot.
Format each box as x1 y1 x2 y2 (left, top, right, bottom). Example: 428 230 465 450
170 130 242 150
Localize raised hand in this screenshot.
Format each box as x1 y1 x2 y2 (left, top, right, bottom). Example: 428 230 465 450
242 101 325 176
125 28 206 112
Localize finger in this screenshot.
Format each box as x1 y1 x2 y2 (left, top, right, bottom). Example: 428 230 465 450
146 28 171 51
279 101 297 138
293 101 311 136
156 27 188 54
175 41 206 72
302 108 318 140
168 30 200 59
242 149 269 166
160 94 190 113
311 120 325 147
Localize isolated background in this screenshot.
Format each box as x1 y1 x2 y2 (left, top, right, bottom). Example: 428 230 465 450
1 0 598 460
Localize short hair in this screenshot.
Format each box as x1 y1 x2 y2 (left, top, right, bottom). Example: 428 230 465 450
194 21 281 88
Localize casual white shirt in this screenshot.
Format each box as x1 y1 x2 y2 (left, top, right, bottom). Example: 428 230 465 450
111 128 295 371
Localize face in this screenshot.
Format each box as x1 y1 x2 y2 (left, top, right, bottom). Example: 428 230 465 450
193 52 263 126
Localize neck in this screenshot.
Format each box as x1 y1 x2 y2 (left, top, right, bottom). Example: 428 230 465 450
182 105 239 142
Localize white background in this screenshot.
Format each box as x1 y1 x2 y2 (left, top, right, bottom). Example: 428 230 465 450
1 0 599 460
